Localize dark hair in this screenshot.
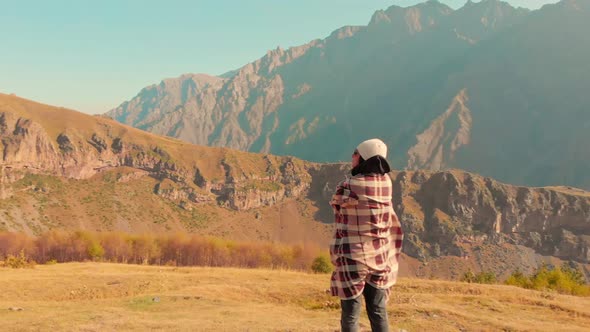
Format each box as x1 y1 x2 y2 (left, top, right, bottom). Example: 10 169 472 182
351 155 391 176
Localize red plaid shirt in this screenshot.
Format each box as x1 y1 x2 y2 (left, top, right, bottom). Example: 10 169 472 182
329 173 403 300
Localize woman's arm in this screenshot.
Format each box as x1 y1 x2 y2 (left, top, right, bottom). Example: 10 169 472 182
330 179 359 212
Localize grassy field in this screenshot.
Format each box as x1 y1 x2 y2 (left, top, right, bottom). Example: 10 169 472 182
1 263 590 331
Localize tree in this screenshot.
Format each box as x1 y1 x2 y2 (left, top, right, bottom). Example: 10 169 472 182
87 241 105 261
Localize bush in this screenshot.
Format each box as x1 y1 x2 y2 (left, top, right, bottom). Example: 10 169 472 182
505 269 531 289
45 259 58 265
311 255 333 274
505 263 589 296
561 262 586 285
461 270 476 283
87 242 105 261
2 250 35 269
461 270 496 284
475 271 497 284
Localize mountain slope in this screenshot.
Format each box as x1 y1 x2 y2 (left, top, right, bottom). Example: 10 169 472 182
107 0 590 190
3 93 590 278
432 0 590 189
0 92 329 244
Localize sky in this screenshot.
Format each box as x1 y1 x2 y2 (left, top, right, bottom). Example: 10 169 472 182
0 0 559 114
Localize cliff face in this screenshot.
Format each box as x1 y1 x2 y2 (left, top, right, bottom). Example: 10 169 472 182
406 89 472 170
2 110 119 179
306 166 590 281
391 170 590 264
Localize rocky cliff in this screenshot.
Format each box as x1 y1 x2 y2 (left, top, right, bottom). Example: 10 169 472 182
0 93 309 212
310 164 590 266
393 170 590 263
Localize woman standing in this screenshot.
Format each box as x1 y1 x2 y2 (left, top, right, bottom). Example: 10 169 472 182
330 138 403 332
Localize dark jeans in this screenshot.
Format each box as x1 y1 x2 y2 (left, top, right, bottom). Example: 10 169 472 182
340 283 389 332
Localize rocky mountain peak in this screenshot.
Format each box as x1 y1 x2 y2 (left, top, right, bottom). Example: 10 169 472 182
556 0 588 11
460 0 526 15
327 25 363 41
446 0 528 43
369 1 453 33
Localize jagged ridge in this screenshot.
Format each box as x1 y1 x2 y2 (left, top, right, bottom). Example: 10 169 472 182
105 0 590 191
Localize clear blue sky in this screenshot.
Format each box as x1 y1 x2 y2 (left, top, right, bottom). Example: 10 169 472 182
0 0 559 114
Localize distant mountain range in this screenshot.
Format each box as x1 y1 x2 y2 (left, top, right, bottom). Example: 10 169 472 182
107 0 590 190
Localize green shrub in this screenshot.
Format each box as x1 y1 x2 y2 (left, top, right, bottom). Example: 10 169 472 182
461 270 476 283
87 242 105 261
311 255 333 274
475 271 497 284
561 262 586 285
505 269 531 289
505 263 589 296
2 250 35 269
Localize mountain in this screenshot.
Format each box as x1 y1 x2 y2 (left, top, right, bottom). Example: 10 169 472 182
107 0 590 190
3 93 590 278
0 92 329 244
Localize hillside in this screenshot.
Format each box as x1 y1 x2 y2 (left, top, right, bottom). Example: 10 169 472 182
1 263 590 331
2 93 590 279
0 92 330 245
107 0 590 190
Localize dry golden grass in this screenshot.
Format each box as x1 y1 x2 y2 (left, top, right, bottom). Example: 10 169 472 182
400 196 425 222
1 263 589 331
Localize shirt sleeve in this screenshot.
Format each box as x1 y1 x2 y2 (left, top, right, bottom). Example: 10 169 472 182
330 179 359 211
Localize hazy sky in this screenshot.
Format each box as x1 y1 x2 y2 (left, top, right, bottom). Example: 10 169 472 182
0 0 559 114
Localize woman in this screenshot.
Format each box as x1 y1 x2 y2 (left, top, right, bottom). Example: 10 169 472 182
330 138 403 332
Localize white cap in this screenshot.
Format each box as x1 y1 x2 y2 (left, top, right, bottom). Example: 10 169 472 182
356 138 387 160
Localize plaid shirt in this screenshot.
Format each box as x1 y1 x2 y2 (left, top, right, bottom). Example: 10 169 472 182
329 173 403 300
